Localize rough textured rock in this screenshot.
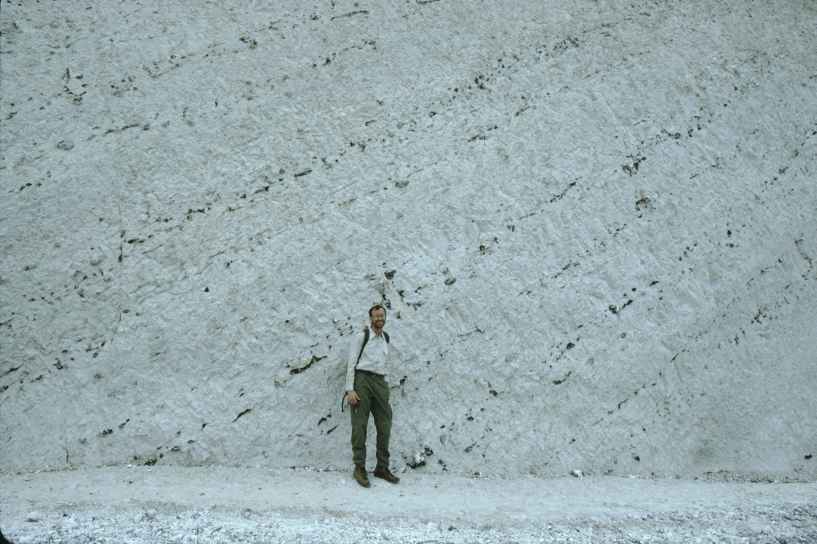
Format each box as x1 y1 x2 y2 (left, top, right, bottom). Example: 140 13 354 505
1 1 816 480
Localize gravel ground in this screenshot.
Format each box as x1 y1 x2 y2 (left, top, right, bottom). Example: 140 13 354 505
1 466 815 543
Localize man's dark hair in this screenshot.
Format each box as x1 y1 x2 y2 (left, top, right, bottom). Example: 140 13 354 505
369 304 387 317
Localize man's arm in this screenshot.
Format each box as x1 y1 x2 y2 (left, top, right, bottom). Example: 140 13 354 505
344 330 365 393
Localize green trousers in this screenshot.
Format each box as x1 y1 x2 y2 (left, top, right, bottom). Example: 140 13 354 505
350 370 392 468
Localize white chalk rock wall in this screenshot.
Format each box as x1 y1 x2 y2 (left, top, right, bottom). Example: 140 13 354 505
1 1 816 479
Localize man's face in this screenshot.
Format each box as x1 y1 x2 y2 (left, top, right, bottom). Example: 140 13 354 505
370 308 386 330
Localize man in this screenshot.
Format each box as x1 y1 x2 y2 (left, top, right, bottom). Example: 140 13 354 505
344 304 400 487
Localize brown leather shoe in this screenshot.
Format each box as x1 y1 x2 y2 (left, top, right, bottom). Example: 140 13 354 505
373 466 400 484
353 464 370 488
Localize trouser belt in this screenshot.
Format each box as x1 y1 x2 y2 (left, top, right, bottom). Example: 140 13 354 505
355 369 384 378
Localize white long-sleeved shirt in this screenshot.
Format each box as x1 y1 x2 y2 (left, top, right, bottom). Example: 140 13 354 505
344 328 390 392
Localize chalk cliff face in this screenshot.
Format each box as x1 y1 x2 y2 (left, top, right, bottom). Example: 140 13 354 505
1 1 815 479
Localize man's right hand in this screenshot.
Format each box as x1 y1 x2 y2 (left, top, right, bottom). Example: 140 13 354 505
345 391 360 407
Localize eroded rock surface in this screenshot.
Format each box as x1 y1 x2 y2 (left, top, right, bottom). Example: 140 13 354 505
1 1 816 480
